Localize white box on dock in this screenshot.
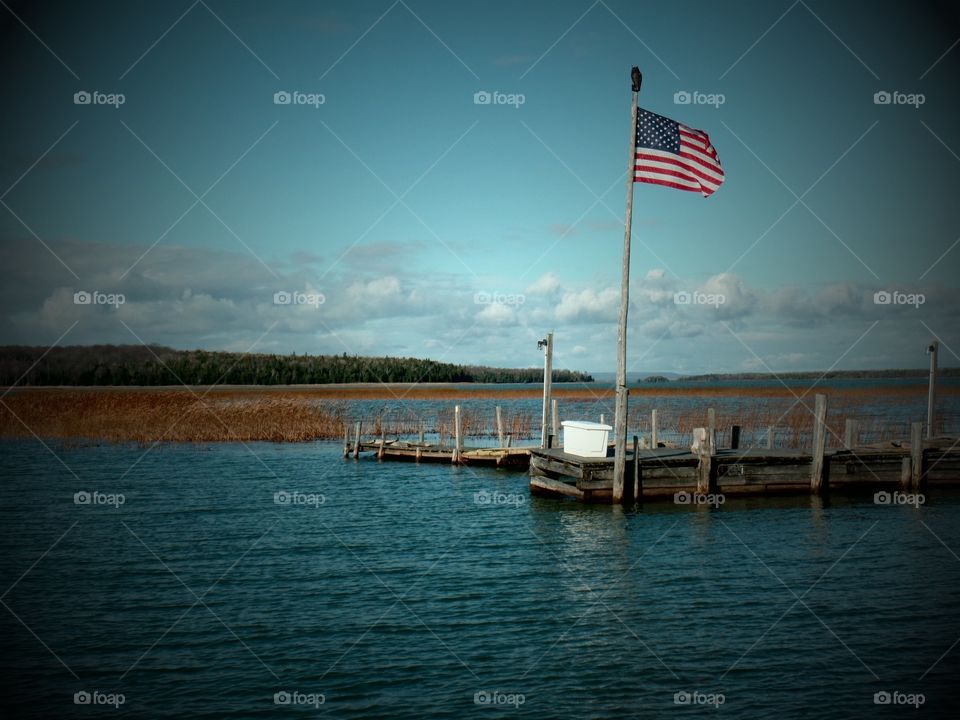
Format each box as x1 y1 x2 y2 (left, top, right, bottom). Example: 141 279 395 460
561 420 612 458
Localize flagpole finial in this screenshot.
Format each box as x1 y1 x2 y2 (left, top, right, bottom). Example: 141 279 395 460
631 66 642 92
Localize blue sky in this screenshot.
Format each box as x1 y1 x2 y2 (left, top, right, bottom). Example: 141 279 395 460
1 0 959 374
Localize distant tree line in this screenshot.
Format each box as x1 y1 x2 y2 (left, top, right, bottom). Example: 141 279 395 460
0 345 593 386
681 368 957 381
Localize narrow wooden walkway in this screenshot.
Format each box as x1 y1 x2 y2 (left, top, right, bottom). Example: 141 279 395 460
345 439 536 467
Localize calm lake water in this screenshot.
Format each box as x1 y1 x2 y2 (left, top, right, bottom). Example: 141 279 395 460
2 437 960 718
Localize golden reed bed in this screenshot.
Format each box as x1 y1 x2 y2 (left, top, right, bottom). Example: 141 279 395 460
0 384 954 446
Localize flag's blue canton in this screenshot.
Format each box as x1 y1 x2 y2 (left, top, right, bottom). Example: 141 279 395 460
636 109 680 154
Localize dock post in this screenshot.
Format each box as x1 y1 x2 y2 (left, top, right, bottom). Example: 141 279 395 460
418 429 424 445
696 428 713 494
378 425 385 460
731 425 741 450
767 426 774 450
551 399 559 443
353 421 361 460
900 457 912 491
496 406 504 448
632 435 640 501
707 408 716 450
911 421 924 491
599 413 604 425
811 394 828 494
342 424 349 458
613 69 642 506
927 341 938 439
651 409 658 448
844 419 858 449
540 332 553 449
452 405 462 464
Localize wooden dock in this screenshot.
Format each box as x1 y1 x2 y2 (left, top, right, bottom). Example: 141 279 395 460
345 439 536 467
343 403 539 468
529 436 960 502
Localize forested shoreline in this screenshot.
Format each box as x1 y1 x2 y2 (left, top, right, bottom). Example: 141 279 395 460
0 345 593 386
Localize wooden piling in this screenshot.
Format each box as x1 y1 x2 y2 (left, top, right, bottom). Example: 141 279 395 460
612 72 641 506
707 408 716 450
731 425 741 450
551 398 559 442
767 426 774 450
632 435 640 500
811 394 827 494
378 425 385 460
540 332 553 449
342 425 349 458
353 421 361 460
695 427 713 494
911 421 924 490
844 419 858 449
928 341 938 439
452 405 462 464
418 429 424 444
496 406 504 448
651 409 658 448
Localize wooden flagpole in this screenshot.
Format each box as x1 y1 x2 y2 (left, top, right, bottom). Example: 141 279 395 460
613 67 642 504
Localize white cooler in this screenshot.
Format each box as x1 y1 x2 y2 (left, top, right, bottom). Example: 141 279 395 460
561 420 612 458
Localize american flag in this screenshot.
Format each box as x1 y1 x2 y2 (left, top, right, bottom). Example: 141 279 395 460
634 108 724 197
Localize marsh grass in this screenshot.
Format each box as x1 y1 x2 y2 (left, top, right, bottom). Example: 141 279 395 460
0 390 536 444
0 384 953 446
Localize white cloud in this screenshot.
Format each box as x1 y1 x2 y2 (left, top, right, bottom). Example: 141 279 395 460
555 287 619 323
526 272 562 296
476 302 515 325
